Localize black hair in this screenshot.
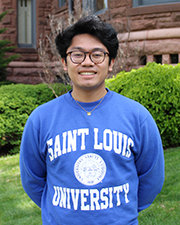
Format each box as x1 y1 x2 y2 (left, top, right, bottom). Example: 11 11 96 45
55 15 119 62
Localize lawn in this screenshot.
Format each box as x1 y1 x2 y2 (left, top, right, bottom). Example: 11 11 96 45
138 147 180 225
0 147 179 224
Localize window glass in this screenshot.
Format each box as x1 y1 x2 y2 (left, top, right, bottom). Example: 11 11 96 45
18 0 32 45
96 0 106 12
59 0 66 7
18 0 36 48
83 0 108 14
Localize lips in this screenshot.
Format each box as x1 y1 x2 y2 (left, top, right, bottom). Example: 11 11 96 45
79 72 97 75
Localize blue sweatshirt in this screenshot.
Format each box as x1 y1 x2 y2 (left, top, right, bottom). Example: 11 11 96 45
20 90 164 225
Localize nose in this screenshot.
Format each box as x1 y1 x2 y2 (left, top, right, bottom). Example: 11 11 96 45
81 52 94 66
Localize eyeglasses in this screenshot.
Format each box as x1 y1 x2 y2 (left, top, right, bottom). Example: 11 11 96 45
66 50 109 64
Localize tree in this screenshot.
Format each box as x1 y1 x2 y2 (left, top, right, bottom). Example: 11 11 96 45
0 11 19 81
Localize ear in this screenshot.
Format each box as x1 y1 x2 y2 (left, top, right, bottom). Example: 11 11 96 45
108 58 115 72
62 58 68 71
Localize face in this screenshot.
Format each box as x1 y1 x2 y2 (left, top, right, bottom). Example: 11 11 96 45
62 33 114 95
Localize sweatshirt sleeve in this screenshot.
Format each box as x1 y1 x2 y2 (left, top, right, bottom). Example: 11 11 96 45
135 114 165 212
20 116 46 208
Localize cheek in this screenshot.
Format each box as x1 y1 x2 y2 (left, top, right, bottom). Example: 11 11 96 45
67 66 77 81
65 60 74 74
101 64 111 75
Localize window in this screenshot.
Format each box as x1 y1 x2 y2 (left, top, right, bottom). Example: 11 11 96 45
18 0 36 48
59 0 66 7
133 0 180 7
83 0 108 15
139 55 147 65
154 55 162 64
170 54 178 64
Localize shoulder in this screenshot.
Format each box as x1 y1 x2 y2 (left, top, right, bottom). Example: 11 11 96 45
108 90 153 124
109 90 148 111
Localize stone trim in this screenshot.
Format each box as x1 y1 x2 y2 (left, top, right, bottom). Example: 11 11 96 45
118 27 180 42
7 61 61 84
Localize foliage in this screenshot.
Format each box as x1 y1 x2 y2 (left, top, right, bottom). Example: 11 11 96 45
1 62 179 154
0 11 19 81
0 80 15 86
106 62 180 148
0 147 180 224
0 83 71 155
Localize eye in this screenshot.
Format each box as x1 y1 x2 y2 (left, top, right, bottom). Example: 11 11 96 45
91 51 104 58
72 51 84 58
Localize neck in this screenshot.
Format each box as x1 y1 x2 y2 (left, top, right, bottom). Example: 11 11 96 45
72 87 107 102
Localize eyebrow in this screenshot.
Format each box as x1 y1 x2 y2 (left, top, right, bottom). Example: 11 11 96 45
69 47 107 52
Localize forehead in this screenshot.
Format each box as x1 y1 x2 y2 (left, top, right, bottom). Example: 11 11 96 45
68 33 108 52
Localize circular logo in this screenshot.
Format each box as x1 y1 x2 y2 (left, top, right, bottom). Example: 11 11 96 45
74 153 106 186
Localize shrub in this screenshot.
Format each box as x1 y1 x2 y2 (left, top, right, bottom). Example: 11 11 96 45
106 62 180 148
0 83 71 155
0 80 15 86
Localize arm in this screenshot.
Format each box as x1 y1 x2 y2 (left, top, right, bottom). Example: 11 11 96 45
135 114 165 212
20 117 46 208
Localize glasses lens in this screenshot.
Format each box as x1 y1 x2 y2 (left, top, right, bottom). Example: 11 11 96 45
69 50 107 64
71 51 84 63
91 51 105 64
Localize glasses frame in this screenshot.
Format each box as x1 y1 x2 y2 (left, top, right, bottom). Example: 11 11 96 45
66 50 109 64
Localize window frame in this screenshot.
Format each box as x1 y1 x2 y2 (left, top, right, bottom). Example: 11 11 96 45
17 0 36 48
133 0 180 7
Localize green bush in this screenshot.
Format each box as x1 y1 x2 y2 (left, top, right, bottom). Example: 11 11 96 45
0 83 71 155
106 62 180 148
0 80 15 86
1 62 179 154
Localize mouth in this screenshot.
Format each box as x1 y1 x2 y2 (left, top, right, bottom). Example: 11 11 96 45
79 72 97 76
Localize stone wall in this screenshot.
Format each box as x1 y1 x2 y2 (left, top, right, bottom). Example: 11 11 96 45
0 0 17 45
1 0 180 83
108 1 180 69
0 0 53 84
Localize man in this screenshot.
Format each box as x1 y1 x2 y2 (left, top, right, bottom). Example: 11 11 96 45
20 15 164 224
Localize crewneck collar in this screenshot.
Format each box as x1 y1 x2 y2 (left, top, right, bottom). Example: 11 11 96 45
65 88 113 111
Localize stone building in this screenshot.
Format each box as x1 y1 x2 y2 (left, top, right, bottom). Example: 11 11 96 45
1 0 180 84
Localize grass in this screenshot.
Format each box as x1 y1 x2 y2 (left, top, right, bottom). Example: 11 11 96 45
0 154 41 225
0 147 179 224
138 146 180 225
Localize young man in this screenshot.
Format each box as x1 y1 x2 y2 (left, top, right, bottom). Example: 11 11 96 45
20 15 164 224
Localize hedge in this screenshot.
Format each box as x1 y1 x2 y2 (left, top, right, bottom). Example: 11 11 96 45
106 62 180 148
0 83 71 155
0 62 179 155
